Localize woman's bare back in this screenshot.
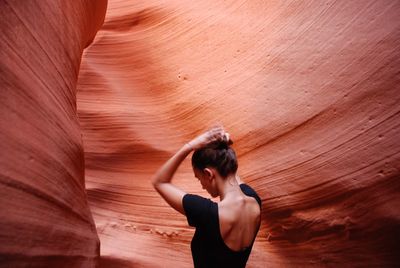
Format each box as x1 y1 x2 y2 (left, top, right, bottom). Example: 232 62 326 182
218 194 261 251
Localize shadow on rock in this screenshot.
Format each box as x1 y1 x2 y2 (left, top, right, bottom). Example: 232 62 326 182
99 256 137 268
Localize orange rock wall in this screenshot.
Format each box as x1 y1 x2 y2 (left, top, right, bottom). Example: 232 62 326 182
0 0 107 267
78 1 400 267
1 0 399 267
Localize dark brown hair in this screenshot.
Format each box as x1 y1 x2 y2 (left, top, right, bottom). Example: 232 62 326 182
191 140 238 177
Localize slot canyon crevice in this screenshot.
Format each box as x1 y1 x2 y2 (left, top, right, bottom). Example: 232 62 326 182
1 0 400 267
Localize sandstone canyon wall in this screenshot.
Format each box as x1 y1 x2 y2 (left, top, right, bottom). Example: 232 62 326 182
0 1 107 267
1 0 400 267
77 0 400 267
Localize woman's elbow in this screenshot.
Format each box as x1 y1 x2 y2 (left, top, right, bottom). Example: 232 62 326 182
151 176 159 188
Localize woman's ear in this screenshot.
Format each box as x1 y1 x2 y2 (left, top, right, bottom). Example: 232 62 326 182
203 168 214 181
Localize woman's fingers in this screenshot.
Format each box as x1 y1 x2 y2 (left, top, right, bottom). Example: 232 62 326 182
224 132 230 143
209 127 230 144
190 126 230 149
212 128 225 141
209 127 222 137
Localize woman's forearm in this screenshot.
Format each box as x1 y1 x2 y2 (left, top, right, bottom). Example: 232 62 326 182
151 143 192 185
150 127 228 214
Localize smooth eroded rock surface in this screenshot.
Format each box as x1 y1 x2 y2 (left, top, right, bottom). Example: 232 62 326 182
0 0 107 267
78 1 400 267
2 0 399 267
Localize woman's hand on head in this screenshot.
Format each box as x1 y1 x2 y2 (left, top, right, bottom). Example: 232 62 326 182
187 126 230 150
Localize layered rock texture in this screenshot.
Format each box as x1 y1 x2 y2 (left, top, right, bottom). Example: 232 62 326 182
0 0 107 267
78 1 400 267
1 0 400 267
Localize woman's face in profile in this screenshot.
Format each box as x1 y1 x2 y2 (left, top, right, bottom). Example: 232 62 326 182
193 168 218 198
193 168 208 190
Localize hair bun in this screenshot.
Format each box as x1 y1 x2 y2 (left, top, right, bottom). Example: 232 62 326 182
216 142 228 150
192 138 238 178
209 139 233 150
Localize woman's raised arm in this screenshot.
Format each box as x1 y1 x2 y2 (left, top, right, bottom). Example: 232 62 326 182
151 126 228 214
151 144 192 214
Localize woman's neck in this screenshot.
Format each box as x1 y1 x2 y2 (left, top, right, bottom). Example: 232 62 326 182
218 175 242 201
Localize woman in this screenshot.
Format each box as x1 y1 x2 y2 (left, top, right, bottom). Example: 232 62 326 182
151 127 261 268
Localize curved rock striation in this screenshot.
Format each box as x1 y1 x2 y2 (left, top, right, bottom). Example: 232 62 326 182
78 1 400 267
2 0 399 267
0 0 107 267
